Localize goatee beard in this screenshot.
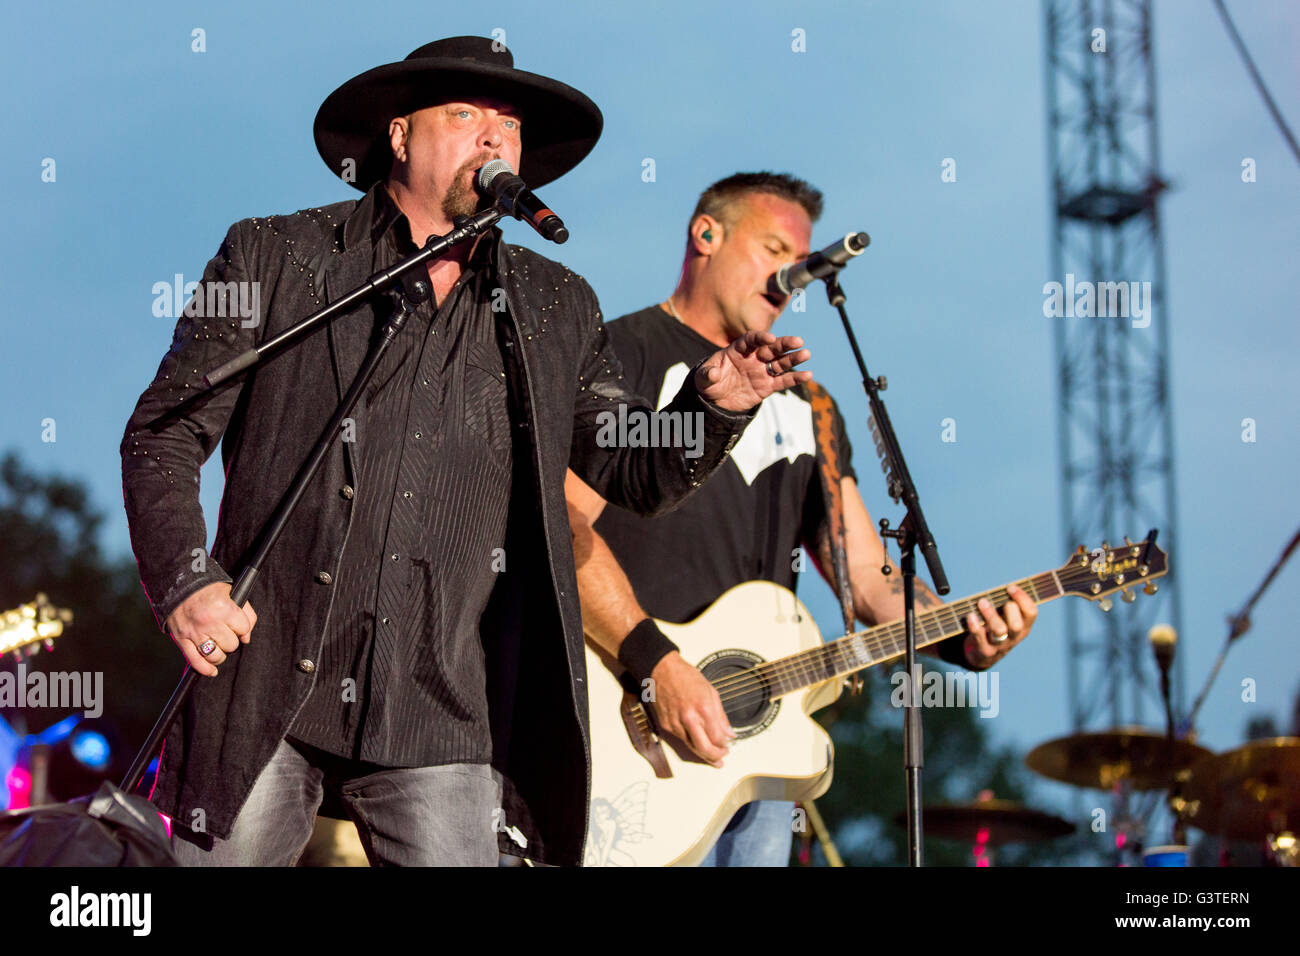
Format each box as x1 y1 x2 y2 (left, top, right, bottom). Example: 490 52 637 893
442 157 492 220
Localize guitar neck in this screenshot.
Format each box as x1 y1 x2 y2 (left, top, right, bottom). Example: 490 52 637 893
751 571 1067 698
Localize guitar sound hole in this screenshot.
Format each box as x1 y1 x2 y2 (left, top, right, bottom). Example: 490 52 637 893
698 649 780 740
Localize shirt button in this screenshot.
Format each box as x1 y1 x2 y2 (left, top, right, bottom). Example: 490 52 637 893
315 571 332 585
414 431 423 439
297 659 316 674
403 491 413 499
381 617 390 625
340 485 354 500
391 553 399 561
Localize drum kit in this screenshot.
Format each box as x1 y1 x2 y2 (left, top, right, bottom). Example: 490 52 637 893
906 730 1299 866
906 529 1300 867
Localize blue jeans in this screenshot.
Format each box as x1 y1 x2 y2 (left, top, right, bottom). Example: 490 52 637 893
170 736 503 866
698 800 794 867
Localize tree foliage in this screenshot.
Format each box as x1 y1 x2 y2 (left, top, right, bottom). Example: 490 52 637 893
0 451 176 800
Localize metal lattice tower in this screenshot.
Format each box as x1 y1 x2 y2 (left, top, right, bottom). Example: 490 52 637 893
1043 0 1185 733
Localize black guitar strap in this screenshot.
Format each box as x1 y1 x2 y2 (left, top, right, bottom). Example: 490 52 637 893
805 381 862 694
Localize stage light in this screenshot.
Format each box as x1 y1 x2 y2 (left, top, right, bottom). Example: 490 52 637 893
6 766 31 811
71 730 111 771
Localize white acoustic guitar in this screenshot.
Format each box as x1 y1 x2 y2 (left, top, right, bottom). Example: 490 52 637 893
583 534 1169 866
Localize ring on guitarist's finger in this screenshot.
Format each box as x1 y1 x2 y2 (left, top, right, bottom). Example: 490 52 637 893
198 639 218 657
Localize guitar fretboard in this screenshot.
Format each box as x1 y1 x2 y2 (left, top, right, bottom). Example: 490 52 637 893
726 573 1064 699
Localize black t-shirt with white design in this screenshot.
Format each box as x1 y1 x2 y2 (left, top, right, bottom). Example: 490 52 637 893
593 305 857 625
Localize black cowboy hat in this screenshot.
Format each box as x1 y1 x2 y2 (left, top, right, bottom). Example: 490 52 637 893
314 36 603 192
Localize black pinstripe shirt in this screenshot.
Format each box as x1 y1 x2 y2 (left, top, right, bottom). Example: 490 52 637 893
289 187 512 767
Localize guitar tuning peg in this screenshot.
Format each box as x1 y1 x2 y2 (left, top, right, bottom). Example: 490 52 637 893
1101 540 1111 550
1121 589 1136 603
1144 582 1158 596
1099 598 1113 612
1123 536 1133 546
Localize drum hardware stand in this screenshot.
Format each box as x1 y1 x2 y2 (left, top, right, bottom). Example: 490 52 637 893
796 799 845 867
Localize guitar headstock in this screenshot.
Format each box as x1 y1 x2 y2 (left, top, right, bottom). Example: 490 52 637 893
1057 530 1168 610
1 593 73 659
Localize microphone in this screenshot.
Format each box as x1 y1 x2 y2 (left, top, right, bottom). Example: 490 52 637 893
1149 624 1177 740
769 232 870 296
1149 624 1177 674
476 160 569 244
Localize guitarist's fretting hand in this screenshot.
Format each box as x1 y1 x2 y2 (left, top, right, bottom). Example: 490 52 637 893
961 584 1037 670
649 652 737 768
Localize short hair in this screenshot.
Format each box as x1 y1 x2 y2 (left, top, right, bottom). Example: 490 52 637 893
689 172 824 233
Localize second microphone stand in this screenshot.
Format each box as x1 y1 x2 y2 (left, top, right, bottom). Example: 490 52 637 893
818 272 951 867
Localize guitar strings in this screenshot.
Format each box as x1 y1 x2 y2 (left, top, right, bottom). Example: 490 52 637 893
707 562 1112 699
702 565 1143 706
624 561 1159 748
709 564 1146 704
704 581 1042 701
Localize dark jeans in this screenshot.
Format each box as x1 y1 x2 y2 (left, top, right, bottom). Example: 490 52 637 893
170 736 503 866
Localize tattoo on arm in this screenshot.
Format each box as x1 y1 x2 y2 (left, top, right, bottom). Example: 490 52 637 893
812 522 834 577
885 571 942 608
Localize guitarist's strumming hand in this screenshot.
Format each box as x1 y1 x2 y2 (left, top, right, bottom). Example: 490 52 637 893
565 470 738 767
649 652 736 768
693 330 811 411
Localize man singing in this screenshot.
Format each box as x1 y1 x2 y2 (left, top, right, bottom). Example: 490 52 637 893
121 39 810 866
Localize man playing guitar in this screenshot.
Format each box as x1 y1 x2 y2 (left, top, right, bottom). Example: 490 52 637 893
567 172 1038 866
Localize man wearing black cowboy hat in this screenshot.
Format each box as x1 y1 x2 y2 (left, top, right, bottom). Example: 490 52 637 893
121 36 812 866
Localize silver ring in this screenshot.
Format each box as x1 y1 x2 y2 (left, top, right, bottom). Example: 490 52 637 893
198 639 218 656
766 361 779 376
992 632 1010 644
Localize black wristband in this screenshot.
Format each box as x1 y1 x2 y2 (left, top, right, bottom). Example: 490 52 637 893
617 618 680 685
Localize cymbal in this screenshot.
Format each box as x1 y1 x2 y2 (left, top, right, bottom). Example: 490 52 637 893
1180 737 1300 840
894 801 1075 845
1026 726 1213 791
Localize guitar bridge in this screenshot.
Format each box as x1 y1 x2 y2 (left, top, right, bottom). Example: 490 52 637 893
620 693 672 779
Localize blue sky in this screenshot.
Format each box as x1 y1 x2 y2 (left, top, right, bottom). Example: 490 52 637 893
2 1 1296 842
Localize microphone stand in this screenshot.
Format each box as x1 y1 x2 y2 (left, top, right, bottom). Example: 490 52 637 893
1155 650 1187 847
1187 525 1300 731
121 207 503 794
818 272 950 867
1164 525 1300 851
